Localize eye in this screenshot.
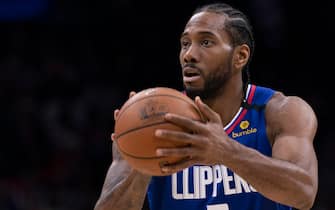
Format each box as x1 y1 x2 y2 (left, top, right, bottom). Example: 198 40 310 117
180 39 190 49
201 39 213 47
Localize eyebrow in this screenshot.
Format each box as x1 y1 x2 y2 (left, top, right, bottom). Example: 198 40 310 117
180 31 216 38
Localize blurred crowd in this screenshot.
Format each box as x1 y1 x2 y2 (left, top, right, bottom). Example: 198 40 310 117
0 0 333 210
0 23 124 209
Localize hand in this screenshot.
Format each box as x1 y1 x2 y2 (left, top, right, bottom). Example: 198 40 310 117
155 96 234 174
110 91 152 179
110 91 136 162
111 91 137 141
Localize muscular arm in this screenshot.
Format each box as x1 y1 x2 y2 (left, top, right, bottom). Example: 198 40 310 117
154 93 318 209
94 143 151 210
225 93 318 210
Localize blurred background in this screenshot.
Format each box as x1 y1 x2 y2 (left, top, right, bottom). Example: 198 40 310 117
0 0 333 209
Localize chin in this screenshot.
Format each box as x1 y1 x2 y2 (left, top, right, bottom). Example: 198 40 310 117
184 86 203 100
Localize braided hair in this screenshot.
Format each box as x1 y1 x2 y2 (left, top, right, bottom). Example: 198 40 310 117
193 3 255 100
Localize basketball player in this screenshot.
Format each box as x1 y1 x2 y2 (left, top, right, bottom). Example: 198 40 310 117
94 2 318 210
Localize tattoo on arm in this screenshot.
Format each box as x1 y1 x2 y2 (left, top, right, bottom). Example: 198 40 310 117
95 143 150 210
112 142 122 161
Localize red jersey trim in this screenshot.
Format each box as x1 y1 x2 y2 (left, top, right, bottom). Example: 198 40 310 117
225 84 256 134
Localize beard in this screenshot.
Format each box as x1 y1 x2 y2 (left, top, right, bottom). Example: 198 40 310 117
184 59 233 101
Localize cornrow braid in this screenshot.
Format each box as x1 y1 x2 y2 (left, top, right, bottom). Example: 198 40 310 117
193 3 255 100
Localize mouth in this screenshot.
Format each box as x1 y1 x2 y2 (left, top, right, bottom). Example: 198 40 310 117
183 67 201 83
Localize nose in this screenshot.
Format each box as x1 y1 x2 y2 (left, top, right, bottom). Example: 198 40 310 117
182 44 199 63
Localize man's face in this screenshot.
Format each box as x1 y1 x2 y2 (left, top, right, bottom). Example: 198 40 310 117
179 12 235 100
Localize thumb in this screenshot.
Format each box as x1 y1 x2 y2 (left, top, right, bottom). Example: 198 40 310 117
195 96 222 123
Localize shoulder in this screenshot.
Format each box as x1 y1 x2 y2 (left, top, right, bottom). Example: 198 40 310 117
266 91 315 115
265 91 318 145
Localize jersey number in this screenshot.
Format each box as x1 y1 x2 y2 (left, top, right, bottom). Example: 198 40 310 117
207 203 229 210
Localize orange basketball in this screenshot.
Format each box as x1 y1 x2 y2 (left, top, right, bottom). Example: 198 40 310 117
114 87 203 176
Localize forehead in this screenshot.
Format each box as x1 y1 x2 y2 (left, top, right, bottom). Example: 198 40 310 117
183 12 227 35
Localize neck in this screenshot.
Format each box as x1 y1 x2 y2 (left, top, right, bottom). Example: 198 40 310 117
203 77 245 127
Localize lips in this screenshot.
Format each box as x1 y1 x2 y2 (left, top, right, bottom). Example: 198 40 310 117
183 75 201 82
183 66 201 83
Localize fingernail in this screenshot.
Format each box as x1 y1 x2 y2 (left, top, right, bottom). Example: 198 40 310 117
156 149 163 155
155 130 162 136
165 113 172 120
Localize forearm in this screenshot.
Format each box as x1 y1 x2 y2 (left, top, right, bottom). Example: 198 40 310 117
225 141 316 209
94 162 151 210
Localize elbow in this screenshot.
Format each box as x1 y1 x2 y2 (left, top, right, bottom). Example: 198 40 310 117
294 183 317 210
297 199 315 210
293 167 318 210
296 195 316 210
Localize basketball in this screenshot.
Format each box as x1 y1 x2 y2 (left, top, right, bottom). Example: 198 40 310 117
114 87 204 176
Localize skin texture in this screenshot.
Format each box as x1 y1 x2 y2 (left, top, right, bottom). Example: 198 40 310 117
94 92 152 210
94 10 318 210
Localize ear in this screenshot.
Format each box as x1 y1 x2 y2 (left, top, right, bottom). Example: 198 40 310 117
233 44 250 70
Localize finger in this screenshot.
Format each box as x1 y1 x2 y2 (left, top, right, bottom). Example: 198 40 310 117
129 91 136 98
164 113 207 133
114 109 120 120
195 96 222 123
156 146 196 157
155 129 205 145
111 133 116 141
160 156 194 174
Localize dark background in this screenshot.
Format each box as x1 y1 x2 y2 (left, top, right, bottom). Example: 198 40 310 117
0 0 333 209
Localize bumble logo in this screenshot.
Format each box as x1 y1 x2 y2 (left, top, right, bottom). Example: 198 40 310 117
240 120 249 129
232 120 257 138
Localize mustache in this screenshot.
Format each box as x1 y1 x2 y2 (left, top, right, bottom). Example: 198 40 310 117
183 63 199 69
182 63 203 75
